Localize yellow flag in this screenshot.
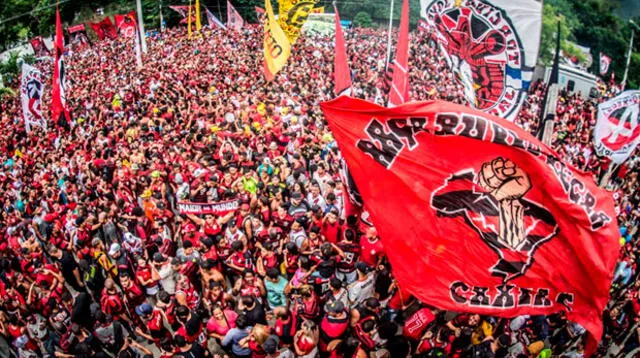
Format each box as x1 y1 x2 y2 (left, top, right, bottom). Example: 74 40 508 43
195 0 202 31
264 0 291 81
188 0 193 38
277 0 319 43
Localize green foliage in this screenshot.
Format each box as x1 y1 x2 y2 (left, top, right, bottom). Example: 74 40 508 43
0 50 26 84
228 0 262 24
542 0 639 87
0 87 17 98
539 3 581 65
353 12 373 28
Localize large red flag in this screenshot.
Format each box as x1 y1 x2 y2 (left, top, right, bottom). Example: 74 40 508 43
89 21 105 40
114 11 137 37
90 17 117 40
333 6 351 96
320 96 619 354
388 0 410 107
51 8 69 128
29 36 50 57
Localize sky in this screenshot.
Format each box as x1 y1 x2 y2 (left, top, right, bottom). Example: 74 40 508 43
617 0 640 19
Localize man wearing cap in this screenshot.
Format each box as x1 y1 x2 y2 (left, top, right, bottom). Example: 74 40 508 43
319 300 349 352
288 192 310 219
134 302 171 346
263 334 294 358
108 242 133 278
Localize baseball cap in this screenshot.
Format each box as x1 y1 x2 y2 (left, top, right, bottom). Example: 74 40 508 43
325 300 344 314
355 261 370 273
183 223 196 233
527 341 544 356
263 335 279 354
153 252 166 263
135 303 153 316
108 243 121 256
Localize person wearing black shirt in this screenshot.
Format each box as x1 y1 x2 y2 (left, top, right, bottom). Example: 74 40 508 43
238 295 267 326
48 245 85 292
174 335 209 358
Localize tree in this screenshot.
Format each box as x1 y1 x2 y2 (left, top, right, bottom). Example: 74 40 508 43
539 3 585 65
353 12 373 28
0 50 32 85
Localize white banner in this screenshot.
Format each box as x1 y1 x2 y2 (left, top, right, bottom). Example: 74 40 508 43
20 63 47 132
594 91 640 164
420 0 542 121
599 53 611 76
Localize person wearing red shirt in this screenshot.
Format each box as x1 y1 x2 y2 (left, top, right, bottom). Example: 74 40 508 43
359 227 384 267
272 206 294 232
135 257 161 296
100 278 130 324
321 211 342 244
135 303 171 345
120 272 146 321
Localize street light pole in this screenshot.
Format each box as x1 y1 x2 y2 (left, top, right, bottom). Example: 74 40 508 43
136 0 148 53
622 20 639 90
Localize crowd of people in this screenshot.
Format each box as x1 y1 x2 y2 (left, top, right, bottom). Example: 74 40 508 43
0 21 638 358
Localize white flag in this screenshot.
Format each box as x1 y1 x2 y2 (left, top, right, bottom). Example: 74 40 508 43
420 0 542 121
599 53 611 76
594 90 640 164
20 63 46 132
226 1 244 31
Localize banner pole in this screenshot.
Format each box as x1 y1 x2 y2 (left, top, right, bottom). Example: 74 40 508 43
385 0 395 71
599 162 619 188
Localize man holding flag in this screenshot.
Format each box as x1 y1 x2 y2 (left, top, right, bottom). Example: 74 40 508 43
320 96 619 355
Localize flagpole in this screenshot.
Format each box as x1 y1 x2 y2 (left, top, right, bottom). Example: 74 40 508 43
385 0 395 71
539 20 561 146
136 0 147 53
188 0 193 38
135 25 143 68
159 0 164 32
622 20 639 90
